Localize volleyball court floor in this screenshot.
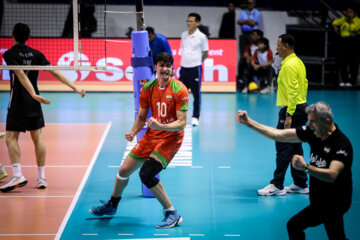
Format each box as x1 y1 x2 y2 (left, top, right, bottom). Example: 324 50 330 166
0 90 359 240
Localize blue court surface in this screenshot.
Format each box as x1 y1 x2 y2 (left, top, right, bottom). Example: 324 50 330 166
1 90 359 240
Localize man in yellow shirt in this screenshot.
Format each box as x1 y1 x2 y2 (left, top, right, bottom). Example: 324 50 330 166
332 5 360 87
258 34 309 196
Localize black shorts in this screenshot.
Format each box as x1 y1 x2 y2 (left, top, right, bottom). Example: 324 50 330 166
6 114 45 132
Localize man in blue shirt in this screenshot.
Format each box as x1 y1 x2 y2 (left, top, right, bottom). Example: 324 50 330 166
236 0 261 57
146 27 173 60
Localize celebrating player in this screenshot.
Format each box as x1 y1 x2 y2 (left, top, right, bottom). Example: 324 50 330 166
89 52 189 229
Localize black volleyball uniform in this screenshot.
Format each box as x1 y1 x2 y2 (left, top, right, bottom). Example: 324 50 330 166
287 124 353 239
4 44 50 132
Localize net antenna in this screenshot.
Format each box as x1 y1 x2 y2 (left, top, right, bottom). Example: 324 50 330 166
0 0 107 72
135 0 146 31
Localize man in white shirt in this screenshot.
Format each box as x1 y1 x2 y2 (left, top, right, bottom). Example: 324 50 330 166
180 13 208 126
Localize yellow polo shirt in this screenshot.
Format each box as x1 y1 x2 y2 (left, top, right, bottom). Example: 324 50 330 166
276 53 308 116
332 16 360 37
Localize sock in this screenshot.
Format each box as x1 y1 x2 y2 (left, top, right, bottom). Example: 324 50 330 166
0 164 4 175
12 163 22 177
38 166 45 179
110 196 121 208
165 206 175 212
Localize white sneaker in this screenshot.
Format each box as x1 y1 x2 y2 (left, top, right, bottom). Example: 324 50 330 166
0 175 28 192
339 82 345 87
37 178 48 189
257 184 286 196
284 183 309 194
241 87 248 94
192 117 199 126
260 86 271 94
345 83 352 87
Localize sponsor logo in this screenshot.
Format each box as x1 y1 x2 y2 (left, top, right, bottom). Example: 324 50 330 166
336 149 348 157
166 95 172 99
310 153 327 168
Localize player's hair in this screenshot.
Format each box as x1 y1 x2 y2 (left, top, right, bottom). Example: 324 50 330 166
188 12 201 22
305 102 334 124
154 52 174 65
279 34 295 50
258 37 269 50
13 23 30 43
252 29 263 38
146 26 155 35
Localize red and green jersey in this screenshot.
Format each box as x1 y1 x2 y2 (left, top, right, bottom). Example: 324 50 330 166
140 77 189 138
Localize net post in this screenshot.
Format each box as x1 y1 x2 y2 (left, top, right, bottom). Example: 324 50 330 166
73 0 79 70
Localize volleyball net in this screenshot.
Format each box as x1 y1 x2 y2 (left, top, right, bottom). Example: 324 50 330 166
0 0 107 71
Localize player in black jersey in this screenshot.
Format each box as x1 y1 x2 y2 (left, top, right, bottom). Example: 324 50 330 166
236 102 353 240
0 23 86 193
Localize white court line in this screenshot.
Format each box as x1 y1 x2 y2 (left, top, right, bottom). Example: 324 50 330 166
82 233 98 236
154 234 169 236
0 234 56 236
54 121 112 240
118 233 134 236
189 233 205 236
0 196 74 198
218 166 231 169
190 166 203 168
3 165 88 168
225 234 241 237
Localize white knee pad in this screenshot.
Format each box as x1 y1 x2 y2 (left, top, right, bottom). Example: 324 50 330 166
117 172 129 180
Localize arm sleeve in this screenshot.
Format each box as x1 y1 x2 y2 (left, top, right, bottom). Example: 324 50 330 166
37 51 51 65
164 39 173 56
295 125 311 143
254 9 261 25
244 44 251 55
332 142 351 165
202 35 209 52
175 87 189 111
283 64 299 115
3 52 20 65
139 87 150 109
332 17 345 26
267 49 274 63
252 51 258 62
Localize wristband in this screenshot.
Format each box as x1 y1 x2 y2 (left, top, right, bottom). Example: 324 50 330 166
304 164 309 173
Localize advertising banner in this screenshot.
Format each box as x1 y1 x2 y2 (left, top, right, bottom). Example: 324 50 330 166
0 38 236 92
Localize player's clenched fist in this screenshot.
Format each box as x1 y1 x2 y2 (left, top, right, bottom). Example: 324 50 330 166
125 132 135 141
236 110 249 124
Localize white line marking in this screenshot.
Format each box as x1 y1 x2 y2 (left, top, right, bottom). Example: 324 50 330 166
0 234 56 236
225 234 241 237
82 233 98 236
54 121 112 240
0 196 74 198
218 166 231 169
189 234 205 236
109 238 189 240
117 233 134 236
154 233 170 236
191 166 203 168
3 165 89 168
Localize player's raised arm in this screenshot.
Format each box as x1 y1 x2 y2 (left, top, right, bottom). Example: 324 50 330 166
236 110 301 143
13 70 50 104
48 70 86 97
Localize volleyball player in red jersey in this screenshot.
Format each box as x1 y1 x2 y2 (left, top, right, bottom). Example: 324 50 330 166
90 52 189 229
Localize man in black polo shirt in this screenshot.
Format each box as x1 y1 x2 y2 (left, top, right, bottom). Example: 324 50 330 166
0 23 85 193
236 102 352 240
